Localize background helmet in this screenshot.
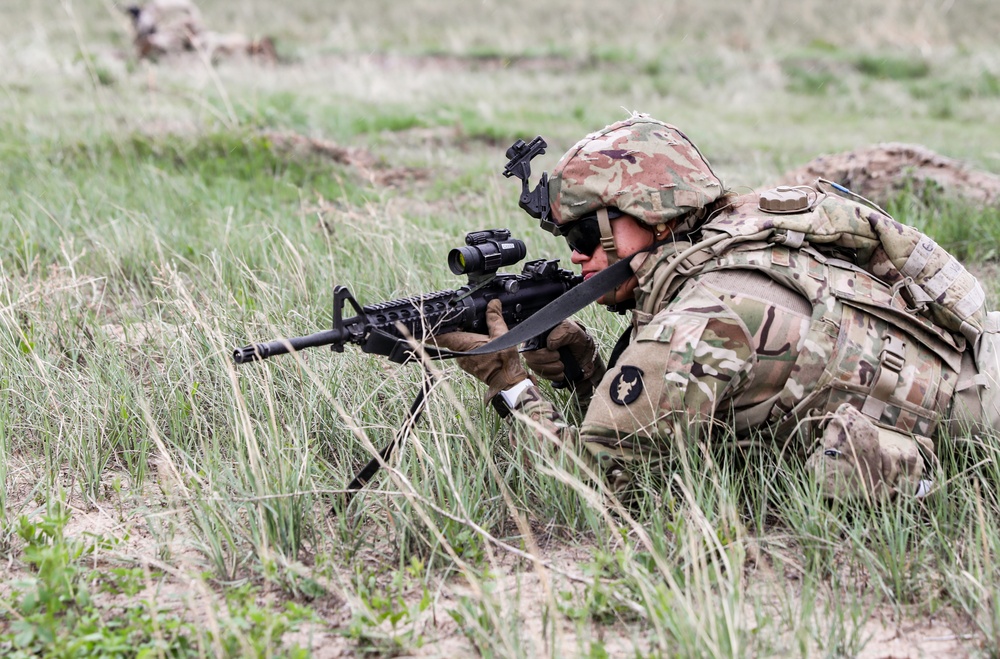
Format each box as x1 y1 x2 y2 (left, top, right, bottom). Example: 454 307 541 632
547 114 725 232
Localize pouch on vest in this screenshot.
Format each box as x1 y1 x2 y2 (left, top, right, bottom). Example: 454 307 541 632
775 298 956 443
683 239 960 444
949 310 1000 436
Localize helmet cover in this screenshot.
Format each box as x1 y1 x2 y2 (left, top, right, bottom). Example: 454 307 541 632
548 114 725 230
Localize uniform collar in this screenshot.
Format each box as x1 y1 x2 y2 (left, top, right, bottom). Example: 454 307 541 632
632 241 687 311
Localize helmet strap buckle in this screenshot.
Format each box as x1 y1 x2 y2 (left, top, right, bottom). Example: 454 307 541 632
597 207 619 265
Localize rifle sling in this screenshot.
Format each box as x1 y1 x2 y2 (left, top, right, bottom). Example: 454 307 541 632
606 325 633 370
445 253 638 357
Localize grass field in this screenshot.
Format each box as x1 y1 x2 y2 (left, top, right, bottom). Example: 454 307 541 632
4 1 1000 656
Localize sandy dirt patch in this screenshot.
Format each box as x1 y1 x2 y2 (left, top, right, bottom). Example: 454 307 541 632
776 142 1000 208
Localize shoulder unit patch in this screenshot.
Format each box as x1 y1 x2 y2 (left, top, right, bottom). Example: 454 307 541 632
610 365 645 405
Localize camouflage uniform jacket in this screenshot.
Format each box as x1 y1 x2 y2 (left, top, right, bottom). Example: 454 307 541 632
513 193 963 485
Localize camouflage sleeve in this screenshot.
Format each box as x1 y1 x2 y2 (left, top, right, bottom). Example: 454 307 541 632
507 280 756 489
578 281 756 476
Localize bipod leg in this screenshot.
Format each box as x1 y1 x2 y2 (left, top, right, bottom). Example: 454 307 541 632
332 366 433 516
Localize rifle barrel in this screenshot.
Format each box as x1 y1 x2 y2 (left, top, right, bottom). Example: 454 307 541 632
233 328 346 364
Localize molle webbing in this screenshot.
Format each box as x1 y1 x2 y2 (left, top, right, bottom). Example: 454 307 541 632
900 235 987 341
861 335 906 420
702 194 988 347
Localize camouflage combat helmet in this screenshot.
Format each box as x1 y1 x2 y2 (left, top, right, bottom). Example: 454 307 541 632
547 114 725 233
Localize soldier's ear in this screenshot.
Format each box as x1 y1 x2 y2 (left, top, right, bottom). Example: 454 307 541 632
125 5 141 20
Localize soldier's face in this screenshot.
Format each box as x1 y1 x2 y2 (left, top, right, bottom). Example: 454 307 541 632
570 214 654 305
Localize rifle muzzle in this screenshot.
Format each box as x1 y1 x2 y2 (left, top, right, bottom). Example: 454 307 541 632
233 344 271 363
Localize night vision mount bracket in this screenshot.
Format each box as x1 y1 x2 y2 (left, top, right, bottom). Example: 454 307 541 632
503 136 553 229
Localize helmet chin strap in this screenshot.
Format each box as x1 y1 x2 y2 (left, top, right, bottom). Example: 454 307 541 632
599 210 671 301
596 207 619 265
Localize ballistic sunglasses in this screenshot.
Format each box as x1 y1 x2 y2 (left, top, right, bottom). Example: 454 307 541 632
561 208 623 256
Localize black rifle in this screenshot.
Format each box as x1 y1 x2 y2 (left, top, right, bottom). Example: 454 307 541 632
233 229 582 504
233 229 580 365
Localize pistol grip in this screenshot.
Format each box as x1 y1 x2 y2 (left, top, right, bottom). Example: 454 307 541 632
521 332 584 389
557 346 584 386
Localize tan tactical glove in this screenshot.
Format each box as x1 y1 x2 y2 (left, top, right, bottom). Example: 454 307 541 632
522 320 605 394
434 299 530 404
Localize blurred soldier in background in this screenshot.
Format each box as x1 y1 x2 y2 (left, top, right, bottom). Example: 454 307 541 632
437 113 1000 503
125 0 276 62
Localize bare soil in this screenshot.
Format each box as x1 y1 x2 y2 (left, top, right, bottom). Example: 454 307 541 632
261 130 429 188
3 464 983 657
775 143 1000 208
